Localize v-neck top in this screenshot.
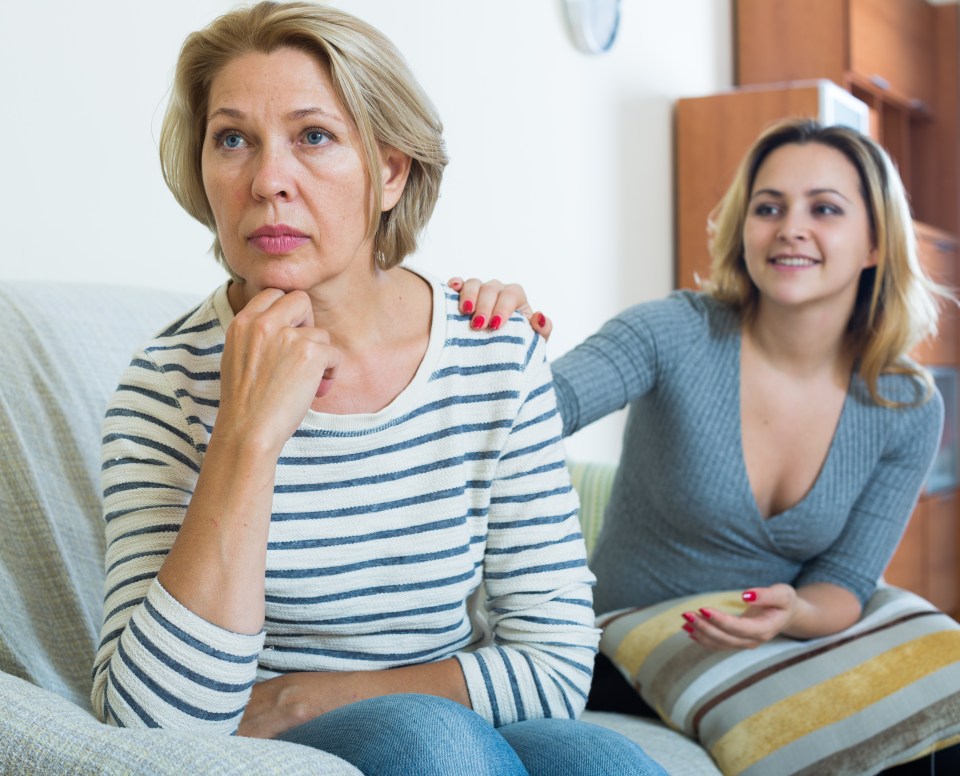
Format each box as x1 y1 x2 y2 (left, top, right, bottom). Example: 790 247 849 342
552 291 944 613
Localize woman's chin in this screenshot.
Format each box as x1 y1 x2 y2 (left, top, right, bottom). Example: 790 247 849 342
231 270 314 296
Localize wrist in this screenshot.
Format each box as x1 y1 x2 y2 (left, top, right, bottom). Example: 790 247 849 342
276 673 322 730
213 412 285 456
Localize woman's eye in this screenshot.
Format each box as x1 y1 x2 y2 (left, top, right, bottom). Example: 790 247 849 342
814 203 842 216
304 129 331 146
754 203 780 217
215 132 245 149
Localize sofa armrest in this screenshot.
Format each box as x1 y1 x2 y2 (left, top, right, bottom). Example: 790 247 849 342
0 671 362 776
568 461 617 559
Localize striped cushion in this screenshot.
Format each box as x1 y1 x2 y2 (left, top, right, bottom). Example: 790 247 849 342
599 586 960 775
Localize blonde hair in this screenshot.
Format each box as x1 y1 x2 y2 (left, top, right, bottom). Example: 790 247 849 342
159 1 448 271
704 118 950 407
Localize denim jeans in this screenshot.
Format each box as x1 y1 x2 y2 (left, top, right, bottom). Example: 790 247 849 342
276 693 667 776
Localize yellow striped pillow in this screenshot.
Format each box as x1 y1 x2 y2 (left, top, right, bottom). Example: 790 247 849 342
599 586 960 775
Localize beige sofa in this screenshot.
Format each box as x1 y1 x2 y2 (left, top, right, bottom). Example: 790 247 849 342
0 280 718 775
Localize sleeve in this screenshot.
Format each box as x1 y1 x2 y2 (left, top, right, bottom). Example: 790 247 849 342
454 332 601 725
794 386 945 605
550 294 701 437
90 349 264 732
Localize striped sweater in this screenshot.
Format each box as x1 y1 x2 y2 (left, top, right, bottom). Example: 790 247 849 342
91 274 599 733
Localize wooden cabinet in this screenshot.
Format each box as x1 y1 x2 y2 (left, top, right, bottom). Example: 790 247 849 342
884 497 928 596
885 492 958 613
911 226 959 366
736 0 959 235
849 0 937 109
928 492 960 613
737 0 936 109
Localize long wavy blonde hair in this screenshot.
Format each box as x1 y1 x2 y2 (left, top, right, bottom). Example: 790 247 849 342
703 118 950 407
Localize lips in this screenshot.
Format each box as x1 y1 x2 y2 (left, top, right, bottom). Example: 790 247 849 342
247 224 310 254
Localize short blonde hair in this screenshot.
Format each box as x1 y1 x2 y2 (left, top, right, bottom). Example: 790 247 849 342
159 1 448 270
704 118 950 407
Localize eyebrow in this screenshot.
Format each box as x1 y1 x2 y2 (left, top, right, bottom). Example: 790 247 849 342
206 106 344 123
750 187 852 203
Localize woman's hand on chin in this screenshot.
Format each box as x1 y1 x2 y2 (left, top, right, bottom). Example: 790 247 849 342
216 288 341 455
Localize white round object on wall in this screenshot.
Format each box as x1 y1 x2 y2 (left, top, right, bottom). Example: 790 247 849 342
562 0 621 55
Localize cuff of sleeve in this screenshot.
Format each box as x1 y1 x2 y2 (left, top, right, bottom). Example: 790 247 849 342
455 652 495 724
101 582 264 731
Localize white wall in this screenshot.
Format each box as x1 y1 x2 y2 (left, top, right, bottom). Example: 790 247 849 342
0 1 731 462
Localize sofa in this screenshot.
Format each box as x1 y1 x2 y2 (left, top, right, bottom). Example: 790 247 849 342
0 280 720 775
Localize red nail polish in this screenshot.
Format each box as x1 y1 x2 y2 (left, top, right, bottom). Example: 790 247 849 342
536 313 546 328
471 315 486 330
682 623 695 634
489 315 502 330
463 300 474 314
682 612 696 623
742 591 757 602
699 608 712 619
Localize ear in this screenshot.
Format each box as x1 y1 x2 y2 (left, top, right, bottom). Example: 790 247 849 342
863 246 878 269
379 146 412 212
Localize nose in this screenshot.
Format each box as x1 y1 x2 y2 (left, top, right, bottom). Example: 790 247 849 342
250 143 296 202
777 211 810 241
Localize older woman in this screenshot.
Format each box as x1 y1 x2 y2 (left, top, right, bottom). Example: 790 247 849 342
90 3 665 775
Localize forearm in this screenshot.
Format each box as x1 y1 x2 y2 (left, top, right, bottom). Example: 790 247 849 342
335 659 470 709
157 429 279 634
239 659 469 738
783 582 862 639
95 361 269 728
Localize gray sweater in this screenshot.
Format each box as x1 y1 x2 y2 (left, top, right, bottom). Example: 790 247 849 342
552 291 944 614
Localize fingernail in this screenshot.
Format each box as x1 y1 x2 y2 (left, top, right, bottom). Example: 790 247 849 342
682 612 696 623
471 315 486 330
699 608 712 619
682 623 695 634
536 313 546 328
742 591 757 602
489 315 502 330
462 300 474 314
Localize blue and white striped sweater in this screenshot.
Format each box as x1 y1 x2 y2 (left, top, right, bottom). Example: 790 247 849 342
92 276 599 733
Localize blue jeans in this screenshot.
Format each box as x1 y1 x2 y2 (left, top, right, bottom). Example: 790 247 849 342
276 693 667 776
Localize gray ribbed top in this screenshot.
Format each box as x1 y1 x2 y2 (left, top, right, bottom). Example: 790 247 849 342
552 291 944 613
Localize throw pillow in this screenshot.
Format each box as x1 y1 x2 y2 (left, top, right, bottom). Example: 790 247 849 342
599 586 960 775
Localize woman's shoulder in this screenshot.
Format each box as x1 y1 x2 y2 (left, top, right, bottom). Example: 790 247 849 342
852 365 945 441
139 285 227 356
106 287 226 433
435 281 546 375
117 285 226 398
